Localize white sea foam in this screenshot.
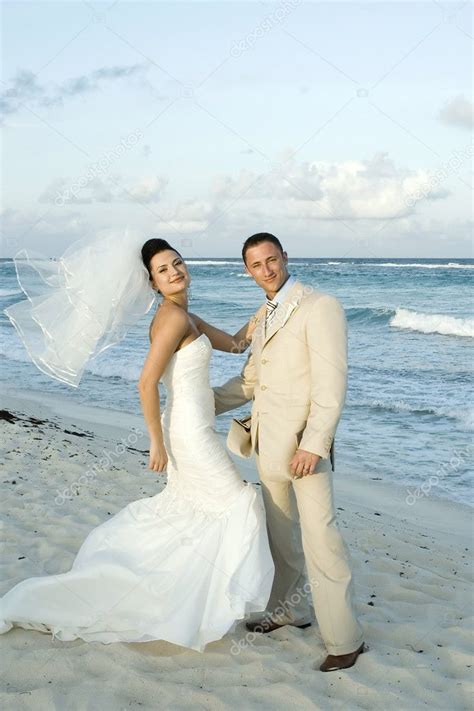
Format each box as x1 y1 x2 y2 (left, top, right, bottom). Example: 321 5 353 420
354 399 474 430
185 260 242 266
363 262 474 270
0 289 22 297
0 336 143 382
0 341 31 363
390 308 474 338
186 260 318 268
86 358 141 382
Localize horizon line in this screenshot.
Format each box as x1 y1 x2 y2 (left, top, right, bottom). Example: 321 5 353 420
1 255 473 261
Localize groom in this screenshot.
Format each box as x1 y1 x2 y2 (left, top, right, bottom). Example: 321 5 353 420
214 233 365 672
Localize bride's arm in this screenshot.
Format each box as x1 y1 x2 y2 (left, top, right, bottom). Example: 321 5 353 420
138 308 189 472
190 304 265 353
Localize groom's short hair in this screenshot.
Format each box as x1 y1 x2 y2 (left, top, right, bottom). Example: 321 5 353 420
242 233 284 264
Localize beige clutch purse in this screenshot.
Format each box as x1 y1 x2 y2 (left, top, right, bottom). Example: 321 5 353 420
226 414 252 458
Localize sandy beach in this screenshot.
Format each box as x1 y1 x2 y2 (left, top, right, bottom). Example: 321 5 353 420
0 388 472 710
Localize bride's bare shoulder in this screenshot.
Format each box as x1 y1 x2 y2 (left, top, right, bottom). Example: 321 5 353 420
149 302 188 342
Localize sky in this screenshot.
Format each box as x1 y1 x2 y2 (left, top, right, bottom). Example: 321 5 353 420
1 0 473 258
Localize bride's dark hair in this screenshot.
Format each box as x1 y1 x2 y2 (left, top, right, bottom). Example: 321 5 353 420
141 238 183 289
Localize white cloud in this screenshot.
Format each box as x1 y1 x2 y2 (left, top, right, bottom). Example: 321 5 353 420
210 153 449 220
439 95 474 131
38 175 168 205
157 200 218 233
126 176 168 204
3 152 461 258
0 207 89 256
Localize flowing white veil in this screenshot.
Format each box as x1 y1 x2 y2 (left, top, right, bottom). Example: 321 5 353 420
4 230 156 388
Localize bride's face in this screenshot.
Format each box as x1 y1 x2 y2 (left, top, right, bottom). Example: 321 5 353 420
149 249 191 296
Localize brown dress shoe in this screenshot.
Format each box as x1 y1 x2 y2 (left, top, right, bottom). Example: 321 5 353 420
245 619 312 634
319 642 366 672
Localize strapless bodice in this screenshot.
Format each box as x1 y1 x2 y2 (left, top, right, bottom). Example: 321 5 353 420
161 333 212 396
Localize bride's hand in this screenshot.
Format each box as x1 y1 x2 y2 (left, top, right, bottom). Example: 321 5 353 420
248 303 266 338
149 440 168 473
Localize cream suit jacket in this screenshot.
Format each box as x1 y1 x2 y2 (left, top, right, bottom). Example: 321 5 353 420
213 280 348 470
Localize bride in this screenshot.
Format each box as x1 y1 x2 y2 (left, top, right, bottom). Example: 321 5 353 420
0 234 274 652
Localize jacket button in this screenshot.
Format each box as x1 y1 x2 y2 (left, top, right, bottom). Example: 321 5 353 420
261 385 267 390
261 358 268 364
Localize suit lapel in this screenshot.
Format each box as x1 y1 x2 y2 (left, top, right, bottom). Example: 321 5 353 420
252 280 305 354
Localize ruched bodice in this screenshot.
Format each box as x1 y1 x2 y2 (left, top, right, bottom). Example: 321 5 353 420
160 333 246 517
161 333 212 394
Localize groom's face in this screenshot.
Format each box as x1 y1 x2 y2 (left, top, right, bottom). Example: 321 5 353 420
244 242 289 297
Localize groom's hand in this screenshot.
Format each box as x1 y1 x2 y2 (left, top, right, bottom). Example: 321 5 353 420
290 449 320 478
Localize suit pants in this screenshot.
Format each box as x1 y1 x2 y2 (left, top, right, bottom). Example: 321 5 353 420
255 451 364 656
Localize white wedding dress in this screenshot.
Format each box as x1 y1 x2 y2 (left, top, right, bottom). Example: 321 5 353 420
0 334 274 651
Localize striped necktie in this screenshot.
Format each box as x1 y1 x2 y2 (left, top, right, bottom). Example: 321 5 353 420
265 298 278 331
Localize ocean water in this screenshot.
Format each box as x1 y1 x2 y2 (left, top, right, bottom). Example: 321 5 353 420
1 257 473 506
